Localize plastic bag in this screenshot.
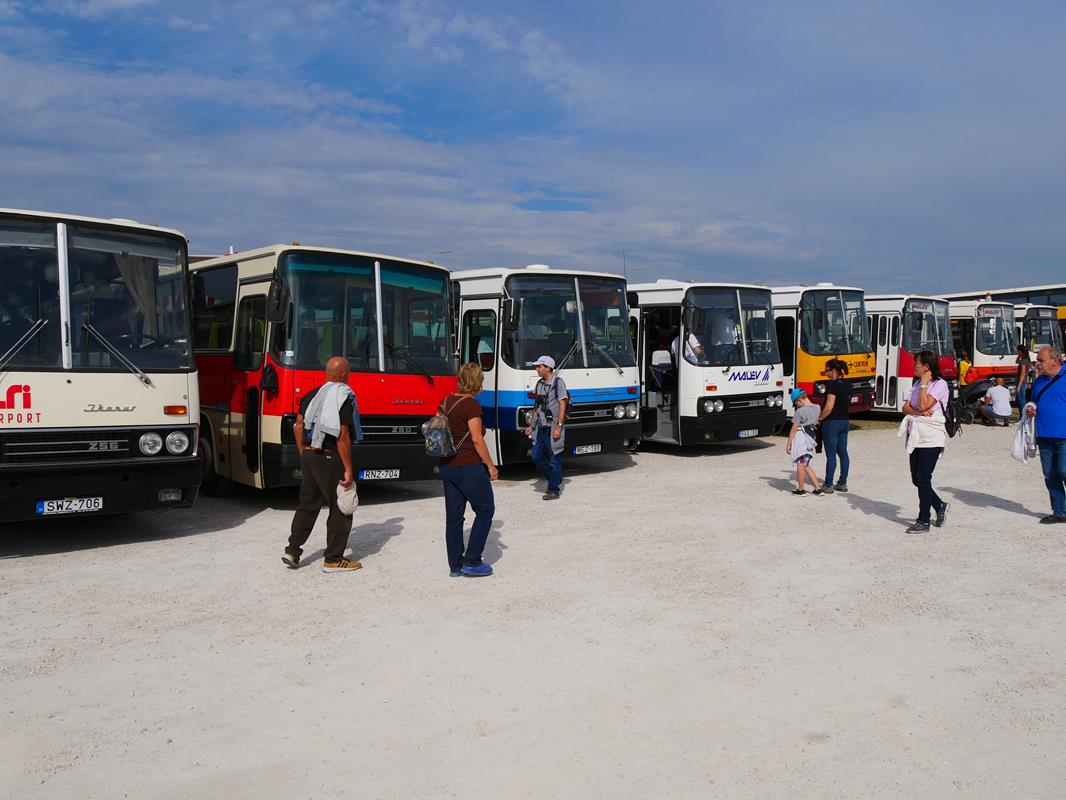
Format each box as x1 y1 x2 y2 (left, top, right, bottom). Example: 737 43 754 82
336 482 359 516
1011 415 1037 464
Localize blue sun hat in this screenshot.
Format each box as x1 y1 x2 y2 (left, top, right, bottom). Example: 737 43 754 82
790 388 806 403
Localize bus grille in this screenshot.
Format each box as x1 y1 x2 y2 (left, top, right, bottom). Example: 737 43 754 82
359 415 429 443
1 429 132 465
567 402 620 424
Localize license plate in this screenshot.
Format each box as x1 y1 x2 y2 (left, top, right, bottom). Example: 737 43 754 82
359 469 400 480
573 444 602 455
850 395 860 404
738 429 759 438
36 497 103 515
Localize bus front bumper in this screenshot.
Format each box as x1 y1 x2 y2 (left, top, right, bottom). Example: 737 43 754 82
499 419 642 464
682 409 786 443
0 457 201 523
262 441 439 487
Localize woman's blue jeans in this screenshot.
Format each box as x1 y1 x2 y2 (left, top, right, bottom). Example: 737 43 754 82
821 418 850 486
439 463 495 571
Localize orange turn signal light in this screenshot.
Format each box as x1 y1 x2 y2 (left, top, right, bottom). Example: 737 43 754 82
706 385 717 392
776 380 783 387
164 405 188 416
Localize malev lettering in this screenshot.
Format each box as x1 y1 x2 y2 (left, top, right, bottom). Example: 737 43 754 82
728 368 770 382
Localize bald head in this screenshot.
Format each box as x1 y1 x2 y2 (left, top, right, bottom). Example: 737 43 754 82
325 356 350 382
1036 346 1063 378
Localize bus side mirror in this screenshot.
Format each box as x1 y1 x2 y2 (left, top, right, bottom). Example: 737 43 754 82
503 298 519 332
265 274 290 324
813 308 824 329
909 313 923 332
260 361 279 393
684 306 704 332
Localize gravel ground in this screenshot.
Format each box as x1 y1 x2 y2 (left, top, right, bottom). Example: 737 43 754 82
3 419 1065 799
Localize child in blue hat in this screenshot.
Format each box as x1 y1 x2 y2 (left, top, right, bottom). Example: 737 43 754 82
786 389 824 496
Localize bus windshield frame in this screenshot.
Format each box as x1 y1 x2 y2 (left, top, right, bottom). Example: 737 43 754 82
902 298 953 356
502 274 636 370
1023 308 1063 350
1 215 192 373
799 289 872 356
975 303 1016 357
683 287 780 367
273 251 454 376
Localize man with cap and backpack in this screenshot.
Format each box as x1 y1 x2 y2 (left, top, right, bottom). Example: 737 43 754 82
524 355 569 500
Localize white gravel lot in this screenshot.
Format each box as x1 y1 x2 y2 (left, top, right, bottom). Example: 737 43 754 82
2 419 1065 800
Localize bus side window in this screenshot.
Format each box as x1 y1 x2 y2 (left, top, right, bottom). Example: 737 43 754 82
775 316 795 377
233 295 266 371
192 264 237 350
462 309 497 372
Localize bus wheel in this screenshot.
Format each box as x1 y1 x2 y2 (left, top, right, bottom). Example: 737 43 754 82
199 430 233 497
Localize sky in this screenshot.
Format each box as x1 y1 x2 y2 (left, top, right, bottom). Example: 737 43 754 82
1 0 1065 292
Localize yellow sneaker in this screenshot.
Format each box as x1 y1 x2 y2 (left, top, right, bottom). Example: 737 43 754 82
322 558 362 573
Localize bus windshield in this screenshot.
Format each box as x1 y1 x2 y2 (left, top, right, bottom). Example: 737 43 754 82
503 274 635 369
975 304 1016 356
275 252 453 375
799 289 871 356
902 299 953 356
0 218 191 371
684 287 780 366
1024 310 1062 350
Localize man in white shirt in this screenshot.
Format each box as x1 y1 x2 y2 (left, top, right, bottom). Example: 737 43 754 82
979 376 1013 426
671 332 704 365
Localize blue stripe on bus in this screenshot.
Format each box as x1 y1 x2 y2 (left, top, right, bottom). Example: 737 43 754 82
475 386 640 430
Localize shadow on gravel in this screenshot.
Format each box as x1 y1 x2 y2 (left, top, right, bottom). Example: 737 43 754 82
639 440 776 457
840 493 910 526
482 519 508 566
298 516 406 566
940 486 1043 518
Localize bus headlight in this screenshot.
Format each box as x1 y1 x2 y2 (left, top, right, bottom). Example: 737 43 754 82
775 394 784 407
613 404 626 419
625 403 638 418
713 399 724 413
139 432 163 455
703 399 715 413
166 431 190 455
523 409 535 426
814 382 826 396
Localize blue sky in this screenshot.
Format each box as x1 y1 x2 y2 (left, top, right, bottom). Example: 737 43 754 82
2 0 1065 292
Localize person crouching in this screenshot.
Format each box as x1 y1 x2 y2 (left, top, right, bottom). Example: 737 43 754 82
786 389 824 496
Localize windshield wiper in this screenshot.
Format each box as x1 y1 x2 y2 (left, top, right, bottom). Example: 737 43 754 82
82 322 154 388
0 319 48 374
583 325 624 375
348 331 374 362
386 342 435 385
555 337 581 373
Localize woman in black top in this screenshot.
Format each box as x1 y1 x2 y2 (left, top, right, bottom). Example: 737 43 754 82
1016 345 1033 408
817 358 852 493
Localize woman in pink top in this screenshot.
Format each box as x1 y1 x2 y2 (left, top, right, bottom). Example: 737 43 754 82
901 350 951 533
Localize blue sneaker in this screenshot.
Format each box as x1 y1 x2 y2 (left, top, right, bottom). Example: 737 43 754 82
460 563 493 577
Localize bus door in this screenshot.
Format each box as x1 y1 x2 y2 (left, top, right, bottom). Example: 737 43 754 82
226 286 268 488
872 313 899 409
459 299 501 463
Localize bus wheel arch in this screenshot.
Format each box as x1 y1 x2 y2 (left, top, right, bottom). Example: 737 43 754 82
198 416 233 496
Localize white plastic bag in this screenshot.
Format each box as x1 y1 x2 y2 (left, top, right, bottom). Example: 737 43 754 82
1011 415 1037 464
336 482 359 516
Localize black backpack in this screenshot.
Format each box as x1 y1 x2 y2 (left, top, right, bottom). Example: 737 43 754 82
937 381 962 438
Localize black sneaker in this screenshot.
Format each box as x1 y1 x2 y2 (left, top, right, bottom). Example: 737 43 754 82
834 483 848 493
282 550 300 569
934 502 950 528
906 521 930 534
812 488 824 496
1039 515 1066 524
543 490 560 501
792 489 807 496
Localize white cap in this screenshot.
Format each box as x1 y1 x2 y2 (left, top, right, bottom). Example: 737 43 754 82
532 355 556 369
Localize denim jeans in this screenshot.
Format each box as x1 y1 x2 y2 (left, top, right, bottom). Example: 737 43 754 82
439 463 495 571
1037 437 1066 518
821 418 850 486
909 446 944 524
532 426 563 492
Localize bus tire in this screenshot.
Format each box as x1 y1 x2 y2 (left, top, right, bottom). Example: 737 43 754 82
199 428 233 497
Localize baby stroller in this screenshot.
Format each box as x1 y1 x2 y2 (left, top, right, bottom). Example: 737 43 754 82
957 378 992 425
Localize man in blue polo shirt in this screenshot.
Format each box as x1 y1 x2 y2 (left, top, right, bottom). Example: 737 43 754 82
1026 346 1066 524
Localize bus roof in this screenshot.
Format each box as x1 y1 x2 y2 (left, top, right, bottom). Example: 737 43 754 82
865 293 950 303
769 283 865 307
190 244 447 274
0 207 186 240
628 279 772 305
939 284 1066 300
451 264 626 296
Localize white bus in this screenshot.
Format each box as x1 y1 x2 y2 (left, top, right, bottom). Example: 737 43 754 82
947 299 1018 387
627 280 785 444
1014 304 1063 361
452 265 641 465
0 209 200 522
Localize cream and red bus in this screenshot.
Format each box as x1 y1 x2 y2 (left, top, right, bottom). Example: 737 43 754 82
947 299 1018 386
190 245 456 493
0 209 200 522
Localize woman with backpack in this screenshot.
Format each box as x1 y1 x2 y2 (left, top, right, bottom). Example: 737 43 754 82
900 349 952 534
438 362 498 577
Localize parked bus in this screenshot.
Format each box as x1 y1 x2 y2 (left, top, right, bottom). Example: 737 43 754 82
0 209 200 522
865 295 958 412
940 283 1066 347
451 265 640 464
947 299 1017 387
770 283 876 416
191 245 455 493
627 280 785 444
1014 303 1063 360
